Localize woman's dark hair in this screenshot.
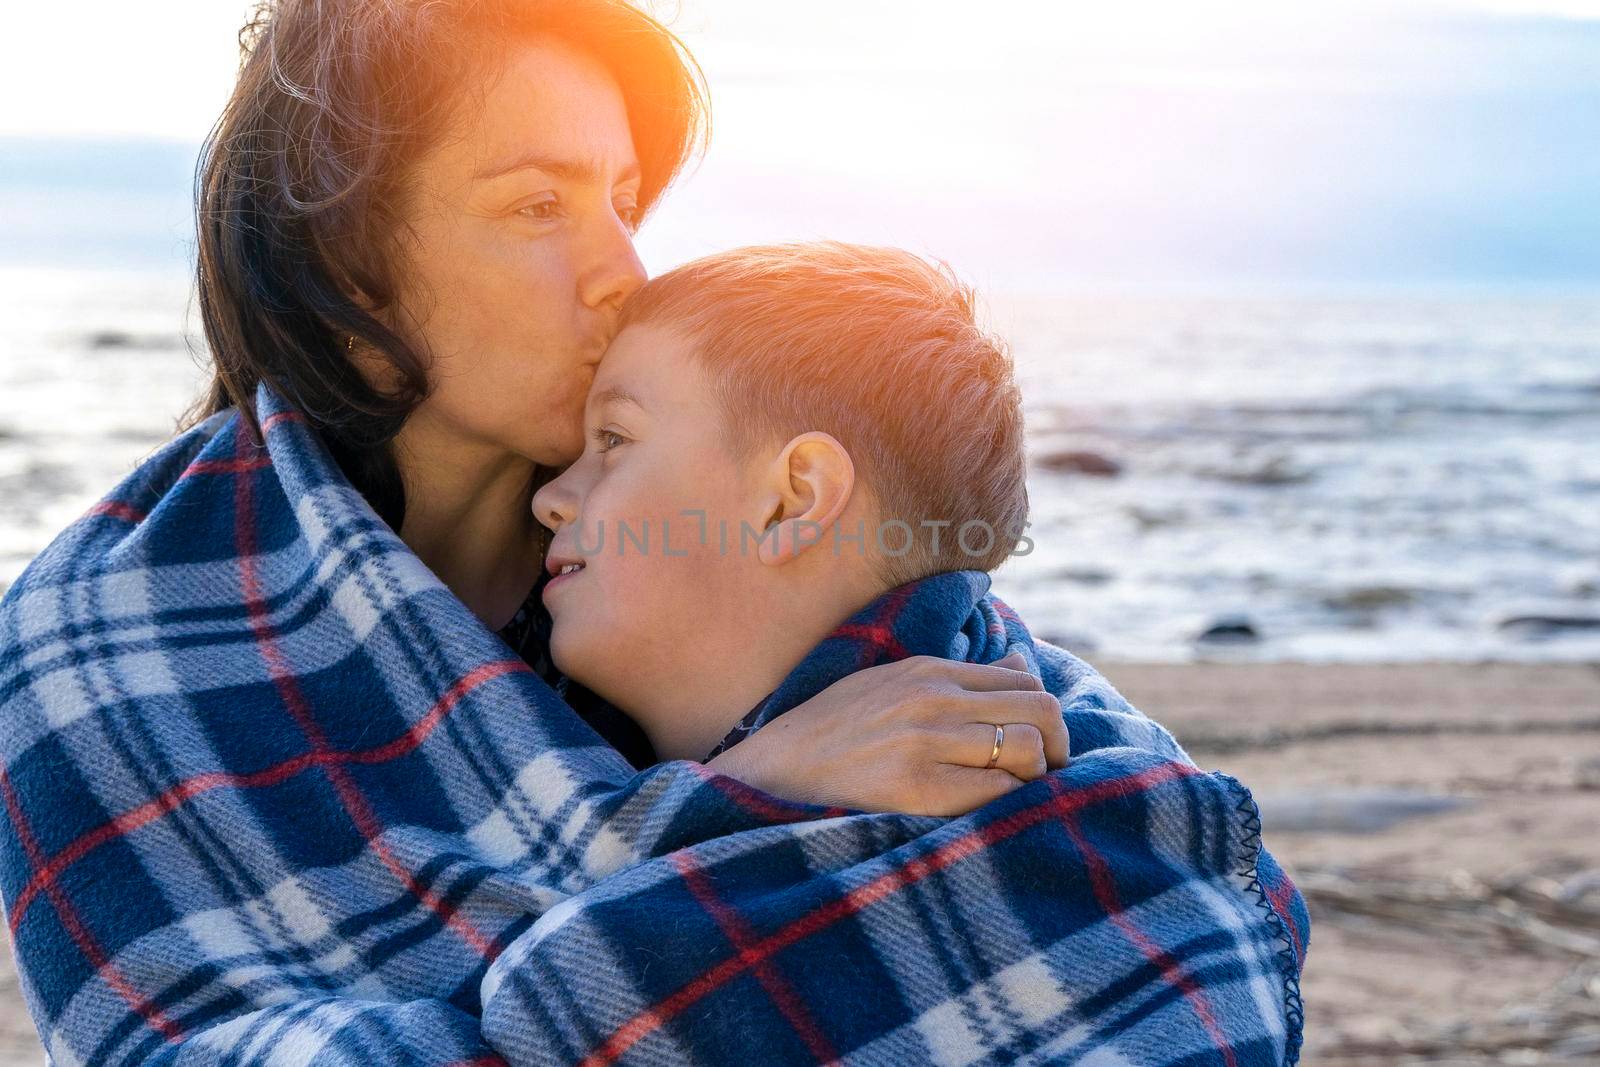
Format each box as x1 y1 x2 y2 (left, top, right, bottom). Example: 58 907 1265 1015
187 0 708 528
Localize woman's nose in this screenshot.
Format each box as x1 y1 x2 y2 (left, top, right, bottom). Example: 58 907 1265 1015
580 217 647 315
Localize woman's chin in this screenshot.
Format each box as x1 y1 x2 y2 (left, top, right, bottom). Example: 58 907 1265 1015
525 432 585 470
510 403 589 468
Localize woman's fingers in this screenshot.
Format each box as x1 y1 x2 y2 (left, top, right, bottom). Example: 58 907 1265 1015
706 652 1068 816
920 764 1026 818
894 654 1067 763
866 655 1070 768
940 689 1069 768
913 653 1045 693
943 721 1049 780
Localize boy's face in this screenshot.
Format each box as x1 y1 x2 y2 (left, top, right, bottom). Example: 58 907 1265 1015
531 324 776 753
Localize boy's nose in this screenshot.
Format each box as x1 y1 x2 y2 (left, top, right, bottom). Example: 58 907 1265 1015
532 476 578 532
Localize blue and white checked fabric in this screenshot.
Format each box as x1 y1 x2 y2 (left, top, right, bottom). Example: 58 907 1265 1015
0 383 1306 1065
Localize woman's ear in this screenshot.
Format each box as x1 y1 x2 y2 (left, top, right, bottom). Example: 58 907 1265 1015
339 290 413 395
756 432 855 567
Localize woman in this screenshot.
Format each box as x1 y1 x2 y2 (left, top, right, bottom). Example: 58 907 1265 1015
0 2 1306 1064
189 0 1061 807
0 0 1056 1062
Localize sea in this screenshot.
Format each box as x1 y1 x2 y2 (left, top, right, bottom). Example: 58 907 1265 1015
992 289 1600 662
2 265 1596 664
2 138 1598 664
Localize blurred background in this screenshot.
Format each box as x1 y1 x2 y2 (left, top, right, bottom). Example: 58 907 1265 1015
1 1 1597 1063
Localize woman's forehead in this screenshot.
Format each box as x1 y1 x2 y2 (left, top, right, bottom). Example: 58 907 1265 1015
494 44 632 148
415 37 638 189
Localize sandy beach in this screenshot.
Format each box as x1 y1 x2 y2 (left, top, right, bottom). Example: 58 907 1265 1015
3 1 1595 1062
0 659 1595 1065
1109 660 1600 1065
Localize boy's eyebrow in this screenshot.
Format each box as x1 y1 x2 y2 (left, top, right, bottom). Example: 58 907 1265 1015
591 386 646 412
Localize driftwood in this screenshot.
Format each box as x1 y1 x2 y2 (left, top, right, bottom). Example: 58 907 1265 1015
1300 865 1600 1065
1178 715 1600 756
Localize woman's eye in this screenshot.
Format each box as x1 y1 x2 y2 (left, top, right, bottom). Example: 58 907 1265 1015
615 200 641 231
518 197 560 222
592 427 627 453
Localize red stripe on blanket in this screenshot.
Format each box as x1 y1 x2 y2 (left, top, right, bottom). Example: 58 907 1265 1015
672 852 839 1062
831 623 910 663
582 760 1196 1067
231 423 500 960
692 765 852 823
182 456 273 478
88 500 145 523
1264 874 1305 961
7 658 526 934
0 770 187 1044
262 410 305 432
831 583 916 665
1054 795 1239 1067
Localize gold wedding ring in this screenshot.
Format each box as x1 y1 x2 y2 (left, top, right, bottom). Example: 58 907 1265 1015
984 724 1005 769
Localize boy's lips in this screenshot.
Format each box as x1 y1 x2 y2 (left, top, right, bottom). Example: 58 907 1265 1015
546 554 582 576
543 553 588 601
542 563 585 601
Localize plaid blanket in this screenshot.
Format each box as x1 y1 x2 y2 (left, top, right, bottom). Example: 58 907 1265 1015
0 384 1307 1066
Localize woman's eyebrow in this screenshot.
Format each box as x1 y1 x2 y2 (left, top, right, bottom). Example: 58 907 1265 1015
474 152 642 186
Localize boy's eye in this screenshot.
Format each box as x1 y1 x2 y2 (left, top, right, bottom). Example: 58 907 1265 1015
592 427 628 452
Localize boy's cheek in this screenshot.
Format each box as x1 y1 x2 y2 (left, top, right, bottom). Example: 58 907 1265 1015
551 562 647 665
549 613 610 691
547 623 579 678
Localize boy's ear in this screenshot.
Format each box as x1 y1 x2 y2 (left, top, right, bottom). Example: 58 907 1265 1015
755 432 855 566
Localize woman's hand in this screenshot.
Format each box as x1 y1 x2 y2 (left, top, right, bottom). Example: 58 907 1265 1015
702 652 1068 817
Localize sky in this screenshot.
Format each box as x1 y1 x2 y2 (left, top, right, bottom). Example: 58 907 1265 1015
1 0 1597 287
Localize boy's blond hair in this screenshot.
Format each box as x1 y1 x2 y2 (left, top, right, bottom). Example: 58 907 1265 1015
618 241 1028 584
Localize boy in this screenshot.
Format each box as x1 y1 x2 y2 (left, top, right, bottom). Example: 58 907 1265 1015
511 243 1310 1063
532 240 1059 773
